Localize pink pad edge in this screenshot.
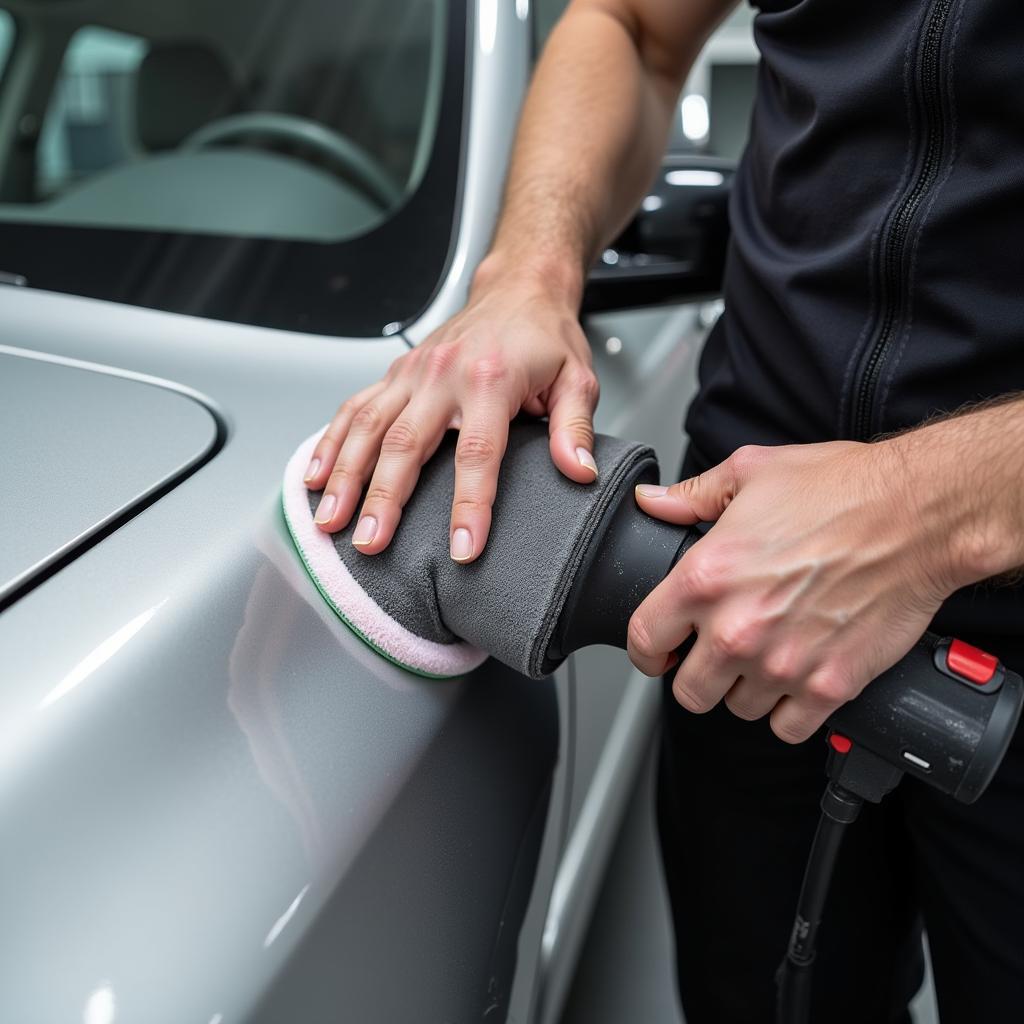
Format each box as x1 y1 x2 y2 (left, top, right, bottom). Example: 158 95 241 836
282 430 488 679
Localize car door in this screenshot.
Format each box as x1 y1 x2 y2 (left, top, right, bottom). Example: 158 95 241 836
0 4 559 1024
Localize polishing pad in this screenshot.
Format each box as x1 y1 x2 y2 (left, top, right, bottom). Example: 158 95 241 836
283 421 657 679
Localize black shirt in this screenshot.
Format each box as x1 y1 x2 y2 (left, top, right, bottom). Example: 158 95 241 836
684 0 1024 636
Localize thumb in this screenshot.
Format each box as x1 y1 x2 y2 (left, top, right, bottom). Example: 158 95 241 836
635 446 761 524
547 364 600 484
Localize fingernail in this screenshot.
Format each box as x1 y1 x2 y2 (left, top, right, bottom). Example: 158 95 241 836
576 447 598 478
304 457 321 482
314 494 337 524
352 515 378 546
636 484 668 498
450 527 474 562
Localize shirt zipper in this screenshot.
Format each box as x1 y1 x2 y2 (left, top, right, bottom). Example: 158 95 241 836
851 0 955 440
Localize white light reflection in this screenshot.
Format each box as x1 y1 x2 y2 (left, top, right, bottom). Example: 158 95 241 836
641 194 663 212
208 1015 224 1024
263 884 310 949
479 0 498 54
680 93 710 141
83 982 116 1024
516 0 530 20
40 601 167 709
665 169 724 188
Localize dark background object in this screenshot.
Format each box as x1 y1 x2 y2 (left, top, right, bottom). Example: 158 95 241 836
583 157 734 313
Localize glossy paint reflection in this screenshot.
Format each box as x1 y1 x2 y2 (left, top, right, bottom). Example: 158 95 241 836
40 601 166 709
229 499 464 870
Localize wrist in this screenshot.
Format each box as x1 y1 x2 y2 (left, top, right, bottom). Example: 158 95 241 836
886 413 1024 591
470 248 585 311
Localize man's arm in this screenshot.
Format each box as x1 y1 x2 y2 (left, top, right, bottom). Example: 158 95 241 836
480 0 736 302
304 0 737 562
628 398 1024 744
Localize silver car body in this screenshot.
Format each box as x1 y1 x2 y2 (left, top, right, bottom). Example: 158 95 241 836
0 3 716 1021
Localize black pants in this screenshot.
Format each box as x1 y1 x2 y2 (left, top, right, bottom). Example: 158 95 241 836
656 630 1024 1023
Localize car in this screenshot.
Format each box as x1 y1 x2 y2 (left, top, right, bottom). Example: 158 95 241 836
0 2 743 1021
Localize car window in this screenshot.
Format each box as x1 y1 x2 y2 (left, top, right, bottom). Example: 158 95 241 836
37 27 148 199
0 0 462 337
5 1 444 242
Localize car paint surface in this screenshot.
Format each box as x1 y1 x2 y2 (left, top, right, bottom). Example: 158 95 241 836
0 282 558 1022
1 349 220 604
0 3 712 1022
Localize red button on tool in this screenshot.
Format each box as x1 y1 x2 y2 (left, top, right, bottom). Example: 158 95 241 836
829 734 853 755
946 639 998 685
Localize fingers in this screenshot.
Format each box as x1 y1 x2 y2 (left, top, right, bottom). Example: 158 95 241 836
347 399 454 554
547 363 600 483
312 386 411 532
634 444 767 525
722 676 782 722
627 539 732 676
627 572 696 677
448 403 511 563
769 668 852 744
304 382 386 491
670 635 742 714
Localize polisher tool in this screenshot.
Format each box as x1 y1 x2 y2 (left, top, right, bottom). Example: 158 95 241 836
284 421 1023 1023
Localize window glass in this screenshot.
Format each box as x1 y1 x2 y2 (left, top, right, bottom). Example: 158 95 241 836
37 27 148 198
3 0 446 244
0 0 461 337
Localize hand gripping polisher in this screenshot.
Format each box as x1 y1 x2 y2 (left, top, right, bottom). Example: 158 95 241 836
284 421 1023 1023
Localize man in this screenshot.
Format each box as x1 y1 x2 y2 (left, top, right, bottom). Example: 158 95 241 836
304 1 1024 1019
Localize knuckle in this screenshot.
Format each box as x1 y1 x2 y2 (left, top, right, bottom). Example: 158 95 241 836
424 342 458 380
773 716 810 745
730 444 765 473
336 397 360 422
352 402 385 435
451 497 489 519
711 619 761 661
559 413 595 444
805 669 849 707
569 366 600 403
327 461 357 485
677 550 725 602
725 694 763 721
673 682 710 714
466 355 508 390
455 432 499 470
627 614 655 659
674 472 705 504
762 647 800 687
364 483 397 506
380 420 420 457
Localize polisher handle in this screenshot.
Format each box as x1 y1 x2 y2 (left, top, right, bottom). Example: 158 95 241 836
828 634 1023 804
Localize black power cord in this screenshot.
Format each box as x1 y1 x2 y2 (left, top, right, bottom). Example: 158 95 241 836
776 781 864 1024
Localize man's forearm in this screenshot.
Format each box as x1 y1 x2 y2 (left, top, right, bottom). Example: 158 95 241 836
894 396 1024 589
475 0 736 307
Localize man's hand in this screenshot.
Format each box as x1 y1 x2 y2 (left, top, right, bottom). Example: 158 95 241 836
302 0 733 562
626 421 1024 744
302 269 599 563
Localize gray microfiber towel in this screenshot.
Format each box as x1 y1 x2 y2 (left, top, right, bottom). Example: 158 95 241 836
283 421 657 679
